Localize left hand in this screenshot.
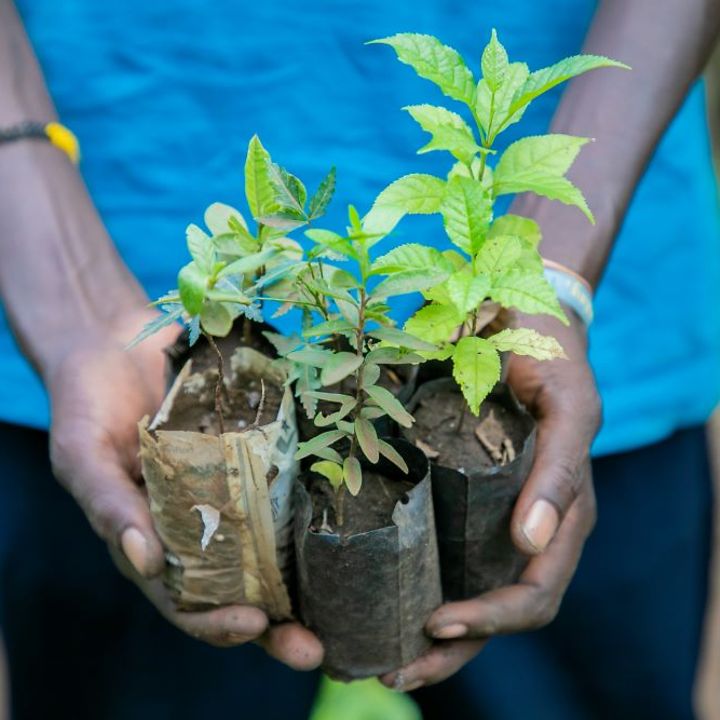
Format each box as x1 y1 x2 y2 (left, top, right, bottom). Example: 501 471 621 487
380 311 601 691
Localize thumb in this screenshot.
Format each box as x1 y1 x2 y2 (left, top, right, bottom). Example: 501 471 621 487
510 400 597 555
51 440 165 578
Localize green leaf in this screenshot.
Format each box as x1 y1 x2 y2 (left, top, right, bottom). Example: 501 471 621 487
360 406 386 420
367 326 436 352
308 167 336 219
490 270 568 324
217 247 277 280
481 29 509 91
302 317 355 338
404 303 463 344
488 328 567 360
506 55 630 125
361 363 381 387
287 348 333 366
314 398 357 427
489 215 542 247
475 61 529 140
355 418 379 463
295 430 347 461
343 456 363 496
476 235 523 275
363 174 447 235
365 347 424 365
372 271 447 299
296 363 321 418
186 224 215 275
310 461 343 490
404 104 481 165
126 306 183 349
266 160 307 216
447 270 490 314
377 440 409 474
262 331 302 357
452 336 501 415
493 134 594 221
244 134 277 219
440 175 492 254
204 202 248 235
371 242 452 275
177 262 207 315
369 33 476 105
303 391 356 404
321 352 364 386
365 385 414 428
199 302 233 337
312 446 343 464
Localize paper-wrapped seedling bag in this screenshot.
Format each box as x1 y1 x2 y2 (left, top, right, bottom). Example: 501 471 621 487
139 347 297 620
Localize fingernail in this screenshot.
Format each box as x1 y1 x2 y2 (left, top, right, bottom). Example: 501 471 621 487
431 623 467 640
120 527 148 576
522 499 559 552
226 633 251 644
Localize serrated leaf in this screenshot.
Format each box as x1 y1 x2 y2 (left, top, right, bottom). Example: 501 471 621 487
178 262 207 315
244 135 277 219
481 28 509 91
367 326 436 351
452 336 501 415
363 174 447 235
126 306 183 349
199 302 233 337
343 456 363 496
372 270 447 299
404 104 481 165
365 385 414 428
440 176 492 254
371 242 452 276
505 55 630 127
186 224 215 275
308 166 336 219
321 352 364 386
476 61 529 140
378 440 409 474
404 303 463 344
488 328 567 360
262 331 302 357
311 460 344 490
490 270 568 324
370 33 476 105
295 430 346 460
355 418 379 463
217 247 277 280
476 235 523 275
493 134 594 221
296 362 321 418
266 160 308 217
447 270 490 314
489 215 541 247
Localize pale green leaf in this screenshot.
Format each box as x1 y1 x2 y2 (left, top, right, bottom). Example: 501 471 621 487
369 33 476 105
481 28 509 91
287 348 333 366
493 134 594 221
217 247 277 279
363 174 447 235
186 224 215 274
312 446 343 464
244 134 277 219
447 270 490 314
295 430 347 461
308 166 336 219
488 328 567 360
367 326 437 352
310 461 343 490
321 352 364 386
475 61 529 140
177 262 207 315
302 317 355 338
314 398 357 427
404 303 463 344
204 202 248 235
365 385 414 428
343 456 363 496
378 440 409 474
365 347 424 365
404 104 481 165
489 215 542 247
355 418 380 463
199 302 233 337
440 175 492 254
303 391 356 404
126 306 183 349
490 270 568 324
452 336 501 415
476 235 523 275
371 242 452 276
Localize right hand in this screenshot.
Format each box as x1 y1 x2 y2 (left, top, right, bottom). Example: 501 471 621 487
46 308 323 669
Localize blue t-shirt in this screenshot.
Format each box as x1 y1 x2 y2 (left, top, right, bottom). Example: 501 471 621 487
4 0 720 456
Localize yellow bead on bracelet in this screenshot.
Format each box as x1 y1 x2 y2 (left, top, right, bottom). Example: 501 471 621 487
0 120 80 164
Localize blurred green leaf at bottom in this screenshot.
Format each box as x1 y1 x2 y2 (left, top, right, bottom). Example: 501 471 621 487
310 677 421 720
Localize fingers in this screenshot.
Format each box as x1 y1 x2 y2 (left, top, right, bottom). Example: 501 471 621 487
426 487 594 640
256 622 324 671
52 438 165 578
380 639 486 692
511 382 600 555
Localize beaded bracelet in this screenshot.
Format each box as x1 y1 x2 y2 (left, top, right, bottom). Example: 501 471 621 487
542 258 594 327
0 121 80 164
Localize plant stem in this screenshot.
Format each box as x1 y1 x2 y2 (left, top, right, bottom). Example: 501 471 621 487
205 333 226 435
456 399 468 434
242 315 252 346
336 486 346 529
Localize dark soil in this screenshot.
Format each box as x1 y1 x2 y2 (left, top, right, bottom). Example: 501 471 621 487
158 369 283 436
405 388 527 473
306 471 414 536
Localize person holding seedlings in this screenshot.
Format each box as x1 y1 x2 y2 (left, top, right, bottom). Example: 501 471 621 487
0 2 719 720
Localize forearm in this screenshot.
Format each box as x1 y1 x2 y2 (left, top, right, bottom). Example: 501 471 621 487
513 0 720 288
0 0 147 379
